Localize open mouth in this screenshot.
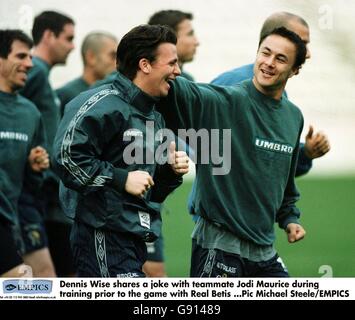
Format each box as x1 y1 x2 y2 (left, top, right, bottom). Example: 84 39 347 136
261 69 275 77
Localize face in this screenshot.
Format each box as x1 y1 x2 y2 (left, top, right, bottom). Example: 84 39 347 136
93 37 118 79
176 19 199 64
253 34 297 98
50 23 75 64
0 40 33 93
145 43 181 97
287 19 311 59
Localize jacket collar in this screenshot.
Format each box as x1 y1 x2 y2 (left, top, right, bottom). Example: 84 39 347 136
113 72 158 114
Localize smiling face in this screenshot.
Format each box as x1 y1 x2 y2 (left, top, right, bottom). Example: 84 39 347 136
253 34 298 99
0 40 33 93
140 43 181 97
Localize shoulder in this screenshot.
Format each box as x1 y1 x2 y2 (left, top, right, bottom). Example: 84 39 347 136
65 85 128 118
283 98 304 123
211 64 254 85
17 95 41 118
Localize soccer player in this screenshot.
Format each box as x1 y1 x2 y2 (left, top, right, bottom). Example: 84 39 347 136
157 27 307 277
52 25 189 277
57 31 118 115
19 10 75 277
0 29 48 277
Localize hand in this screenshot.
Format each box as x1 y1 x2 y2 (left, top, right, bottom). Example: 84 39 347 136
125 170 154 198
28 146 49 172
304 125 330 159
286 223 306 243
168 141 189 176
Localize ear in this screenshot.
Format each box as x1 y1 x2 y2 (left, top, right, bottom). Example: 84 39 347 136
289 66 301 78
85 49 96 67
138 58 151 74
42 29 55 44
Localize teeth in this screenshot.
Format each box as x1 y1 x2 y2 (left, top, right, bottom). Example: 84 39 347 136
262 70 274 76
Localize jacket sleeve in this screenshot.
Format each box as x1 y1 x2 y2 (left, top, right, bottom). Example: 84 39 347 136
150 163 183 203
295 143 313 177
52 109 128 195
276 122 304 229
22 113 47 192
157 77 228 133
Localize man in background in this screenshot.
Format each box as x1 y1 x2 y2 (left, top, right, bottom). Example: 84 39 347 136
19 10 75 276
0 29 48 277
57 31 118 115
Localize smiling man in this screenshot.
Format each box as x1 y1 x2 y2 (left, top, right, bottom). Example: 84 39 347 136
52 25 189 277
158 27 307 277
0 29 48 277
18 10 75 277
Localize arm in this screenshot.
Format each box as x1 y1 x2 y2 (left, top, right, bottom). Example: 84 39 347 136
23 116 47 191
276 125 305 242
296 126 331 177
157 77 228 132
52 110 128 195
295 143 312 177
150 142 189 203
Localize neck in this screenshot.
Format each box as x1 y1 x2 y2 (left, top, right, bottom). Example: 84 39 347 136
252 77 285 100
33 45 53 66
82 68 98 85
132 77 153 97
0 80 13 94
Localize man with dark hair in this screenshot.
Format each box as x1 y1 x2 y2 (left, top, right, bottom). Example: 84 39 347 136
19 10 75 277
211 12 330 176
52 24 189 277
157 27 307 277
0 29 48 277
148 9 199 81
57 31 118 115
144 9 200 277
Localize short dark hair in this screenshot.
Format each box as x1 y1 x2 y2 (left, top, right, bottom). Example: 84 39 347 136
32 11 74 45
260 12 309 41
117 24 177 80
148 10 193 33
258 27 307 69
81 32 117 65
0 29 33 58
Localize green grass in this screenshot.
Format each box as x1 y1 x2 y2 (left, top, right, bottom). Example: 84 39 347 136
162 176 355 277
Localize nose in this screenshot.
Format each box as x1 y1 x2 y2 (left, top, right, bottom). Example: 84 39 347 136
174 63 181 76
306 46 311 59
264 55 275 68
25 56 33 69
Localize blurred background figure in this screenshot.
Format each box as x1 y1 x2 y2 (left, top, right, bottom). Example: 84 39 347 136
19 10 75 277
56 31 118 115
149 9 199 81
0 29 48 277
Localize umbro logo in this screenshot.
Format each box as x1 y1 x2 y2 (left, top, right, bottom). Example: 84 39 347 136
255 138 293 154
